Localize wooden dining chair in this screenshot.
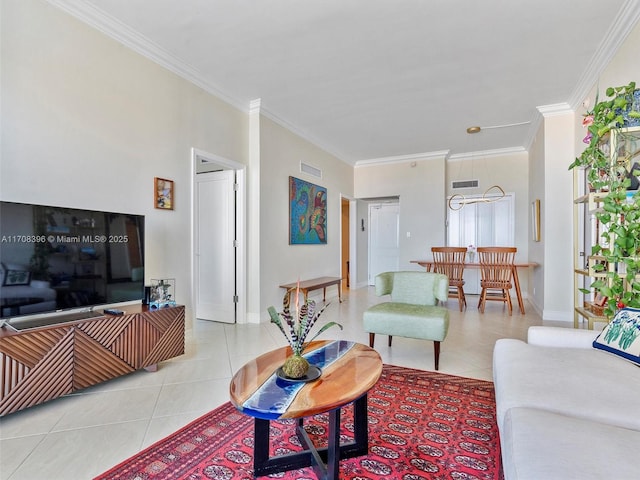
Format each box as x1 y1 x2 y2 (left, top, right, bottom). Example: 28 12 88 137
431 246 467 311
477 246 517 315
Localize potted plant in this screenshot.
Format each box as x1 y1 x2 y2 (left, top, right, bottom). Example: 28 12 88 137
570 81 640 317
268 285 342 379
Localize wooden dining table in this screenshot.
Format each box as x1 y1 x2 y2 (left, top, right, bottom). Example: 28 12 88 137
410 259 537 314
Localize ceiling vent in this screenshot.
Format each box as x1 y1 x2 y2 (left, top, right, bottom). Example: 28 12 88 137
452 179 479 189
300 162 322 179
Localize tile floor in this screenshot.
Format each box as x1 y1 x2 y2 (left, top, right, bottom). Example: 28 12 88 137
0 286 562 480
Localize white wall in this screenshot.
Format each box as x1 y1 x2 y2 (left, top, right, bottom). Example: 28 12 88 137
542 112 575 320
581 22 640 122
574 20 640 173
527 123 545 314
1 0 354 326
354 156 446 274
446 152 531 296
559 20 640 323
258 115 354 315
446 152 529 255
534 19 640 324
3 0 639 326
1 0 249 326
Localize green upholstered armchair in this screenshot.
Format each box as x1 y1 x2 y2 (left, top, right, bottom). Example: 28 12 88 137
363 271 450 370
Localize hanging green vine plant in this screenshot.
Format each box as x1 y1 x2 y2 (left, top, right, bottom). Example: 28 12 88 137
570 81 640 317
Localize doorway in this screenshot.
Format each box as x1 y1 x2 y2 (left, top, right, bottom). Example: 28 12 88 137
341 198 350 288
192 148 246 323
368 202 400 285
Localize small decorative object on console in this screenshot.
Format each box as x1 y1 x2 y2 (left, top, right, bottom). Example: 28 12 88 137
150 278 176 309
268 283 342 379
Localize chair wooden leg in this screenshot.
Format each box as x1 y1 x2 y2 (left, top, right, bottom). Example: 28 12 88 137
434 341 440 370
506 289 513 315
388 336 393 347
457 286 466 311
479 288 486 313
369 333 375 348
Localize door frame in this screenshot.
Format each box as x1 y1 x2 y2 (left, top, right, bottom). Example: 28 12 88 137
340 194 357 291
191 147 246 323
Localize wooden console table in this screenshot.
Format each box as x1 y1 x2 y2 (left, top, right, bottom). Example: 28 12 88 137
0 304 185 416
279 276 343 303
230 340 382 479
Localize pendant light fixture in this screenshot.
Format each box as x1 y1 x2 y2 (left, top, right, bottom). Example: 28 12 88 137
448 121 529 210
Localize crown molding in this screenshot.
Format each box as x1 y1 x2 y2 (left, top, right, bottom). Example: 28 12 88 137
249 99 262 114
256 103 353 163
355 150 450 167
46 0 246 112
448 146 526 162
45 0 639 168
46 1 356 166
519 103 573 153
522 111 544 153
568 0 640 110
536 103 573 118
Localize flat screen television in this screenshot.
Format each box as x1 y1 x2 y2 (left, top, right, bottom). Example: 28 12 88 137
0 201 145 324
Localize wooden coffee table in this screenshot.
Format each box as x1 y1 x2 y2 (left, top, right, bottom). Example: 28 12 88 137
229 340 382 479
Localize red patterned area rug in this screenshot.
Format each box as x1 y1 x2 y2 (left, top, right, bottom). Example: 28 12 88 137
96 365 502 480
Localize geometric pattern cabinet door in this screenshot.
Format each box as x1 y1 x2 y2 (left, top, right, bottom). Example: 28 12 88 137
0 305 185 416
138 306 186 368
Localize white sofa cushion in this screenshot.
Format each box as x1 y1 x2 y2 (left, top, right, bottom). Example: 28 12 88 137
527 325 598 348
493 338 640 431
501 407 640 480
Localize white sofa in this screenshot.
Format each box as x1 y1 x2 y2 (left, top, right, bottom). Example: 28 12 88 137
493 326 640 480
0 263 57 317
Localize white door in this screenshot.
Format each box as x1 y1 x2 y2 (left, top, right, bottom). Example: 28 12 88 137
195 170 236 323
368 203 400 285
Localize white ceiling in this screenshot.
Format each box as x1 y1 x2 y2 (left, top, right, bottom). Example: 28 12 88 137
50 0 639 164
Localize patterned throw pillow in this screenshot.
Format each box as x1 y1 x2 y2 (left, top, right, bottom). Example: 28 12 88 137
593 307 640 366
2 269 31 286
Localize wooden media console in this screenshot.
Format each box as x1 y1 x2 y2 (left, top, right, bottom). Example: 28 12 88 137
0 304 185 416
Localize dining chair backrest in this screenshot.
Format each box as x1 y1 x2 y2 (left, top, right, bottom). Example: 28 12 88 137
477 247 517 285
431 247 467 282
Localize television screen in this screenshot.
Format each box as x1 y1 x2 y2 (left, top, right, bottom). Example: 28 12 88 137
0 201 145 320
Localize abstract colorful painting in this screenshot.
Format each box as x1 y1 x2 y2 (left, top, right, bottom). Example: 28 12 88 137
289 176 327 244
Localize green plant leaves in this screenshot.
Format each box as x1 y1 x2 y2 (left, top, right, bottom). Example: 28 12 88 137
268 287 342 355
571 81 640 317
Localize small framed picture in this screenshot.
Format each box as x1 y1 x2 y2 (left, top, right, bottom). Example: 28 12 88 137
155 177 174 210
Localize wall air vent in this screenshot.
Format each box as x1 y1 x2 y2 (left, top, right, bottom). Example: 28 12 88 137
452 179 479 189
196 155 225 173
300 162 322 179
